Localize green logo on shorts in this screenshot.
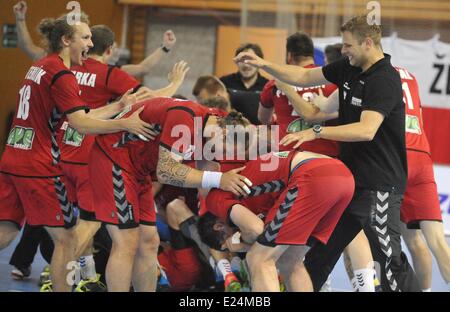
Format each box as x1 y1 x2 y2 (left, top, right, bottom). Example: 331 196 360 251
405 115 421 135
287 118 312 133
63 125 85 147
273 151 290 158
7 126 35 150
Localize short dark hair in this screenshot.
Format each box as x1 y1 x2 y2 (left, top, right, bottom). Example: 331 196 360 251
324 43 343 64
201 96 230 111
286 32 314 60
89 25 115 56
192 75 227 97
172 94 188 100
235 43 264 58
197 212 227 251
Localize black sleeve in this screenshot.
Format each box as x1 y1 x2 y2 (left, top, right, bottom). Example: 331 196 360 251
362 76 400 117
322 58 347 86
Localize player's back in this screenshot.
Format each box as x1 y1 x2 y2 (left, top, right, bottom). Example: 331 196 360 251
260 64 339 155
95 97 218 179
1 54 84 176
396 67 431 154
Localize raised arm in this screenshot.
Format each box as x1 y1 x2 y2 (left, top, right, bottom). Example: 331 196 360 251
147 61 189 97
234 50 329 87
121 30 176 77
275 80 338 123
13 1 46 61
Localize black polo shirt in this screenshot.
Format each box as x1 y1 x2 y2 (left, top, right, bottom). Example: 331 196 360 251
220 72 268 125
322 54 407 193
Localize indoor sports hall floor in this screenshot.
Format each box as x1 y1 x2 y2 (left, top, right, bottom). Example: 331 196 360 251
0 234 448 292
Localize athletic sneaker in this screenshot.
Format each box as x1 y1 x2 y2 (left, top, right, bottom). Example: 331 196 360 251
40 280 53 292
74 274 107 292
11 266 31 280
224 273 241 292
38 265 51 286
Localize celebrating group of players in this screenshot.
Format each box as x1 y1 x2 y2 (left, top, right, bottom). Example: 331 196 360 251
0 1 449 292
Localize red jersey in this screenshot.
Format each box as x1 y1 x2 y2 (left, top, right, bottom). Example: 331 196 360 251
59 58 141 164
395 67 431 154
1 54 87 177
95 97 224 180
260 64 339 156
206 150 297 222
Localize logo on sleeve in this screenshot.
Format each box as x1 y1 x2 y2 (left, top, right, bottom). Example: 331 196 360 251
351 97 362 107
7 126 35 150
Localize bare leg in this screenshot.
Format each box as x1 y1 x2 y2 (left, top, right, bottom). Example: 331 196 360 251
276 246 311 292
400 222 432 290
246 242 287 292
45 226 78 292
0 221 19 250
74 219 101 258
420 221 450 283
105 225 139 292
132 225 160 292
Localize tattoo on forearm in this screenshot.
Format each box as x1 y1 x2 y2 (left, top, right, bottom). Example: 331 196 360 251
157 148 191 187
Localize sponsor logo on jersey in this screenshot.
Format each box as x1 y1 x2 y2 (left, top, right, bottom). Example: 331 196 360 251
62 125 85 147
273 151 290 158
405 114 422 134
7 126 35 150
287 118 312 133
351 96 362 107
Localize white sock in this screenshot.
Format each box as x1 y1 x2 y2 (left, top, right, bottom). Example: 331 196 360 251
217 259 233 279
422 288 431 292
353 268 375 292
79 255 96 280
230 257 241 274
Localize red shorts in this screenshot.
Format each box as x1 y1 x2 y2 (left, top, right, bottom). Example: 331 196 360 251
89 144 156 229
259 158 354 246
401 151 442 229
62 162 95 220
158 247 202 291
0 173 76 228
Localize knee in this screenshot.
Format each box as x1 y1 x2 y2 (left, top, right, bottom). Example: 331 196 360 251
138 229 160 255
405 234 427 256
0 222 19 249
111 231 139 256
246 249 269 273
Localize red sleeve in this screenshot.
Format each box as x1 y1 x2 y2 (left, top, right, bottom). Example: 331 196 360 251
107 67 141 96
260 81 275 108
159 108 196 157
206 189 241 222
51 72 89 114
322 83 338 97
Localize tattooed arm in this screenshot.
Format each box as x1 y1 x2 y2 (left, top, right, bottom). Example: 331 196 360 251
156 146 203 188
156 146 253 196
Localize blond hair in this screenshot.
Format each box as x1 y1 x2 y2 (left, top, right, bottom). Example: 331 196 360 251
340 15 381 46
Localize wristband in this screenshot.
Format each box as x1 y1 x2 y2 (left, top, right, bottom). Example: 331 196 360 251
161 44 170 53
201 171 223 189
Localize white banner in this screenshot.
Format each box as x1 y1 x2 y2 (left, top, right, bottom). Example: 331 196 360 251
313 35 450 110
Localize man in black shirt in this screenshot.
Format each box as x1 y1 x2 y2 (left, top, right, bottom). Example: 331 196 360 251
235 15 421 292
220 43 268 124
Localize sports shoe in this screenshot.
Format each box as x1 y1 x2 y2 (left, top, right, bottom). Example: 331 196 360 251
11 266 31 280
40 280 53 292
224 273 241 292
38 265 51 286
74 274 107 292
